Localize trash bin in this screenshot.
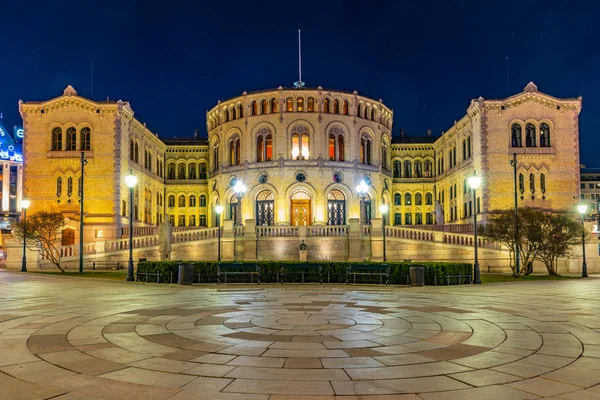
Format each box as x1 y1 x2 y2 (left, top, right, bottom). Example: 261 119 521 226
178 263 193 285
410 266 425 286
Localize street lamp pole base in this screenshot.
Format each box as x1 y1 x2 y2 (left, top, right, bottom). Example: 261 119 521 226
473 262 481 284
582 262 588 278
21 257 27 273
127 261 135 282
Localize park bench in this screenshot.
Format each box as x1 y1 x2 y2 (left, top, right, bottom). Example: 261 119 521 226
347 263 390 285
217 262 260 284
279 263 322 284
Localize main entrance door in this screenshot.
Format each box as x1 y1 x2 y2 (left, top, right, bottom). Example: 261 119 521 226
291 200 311 226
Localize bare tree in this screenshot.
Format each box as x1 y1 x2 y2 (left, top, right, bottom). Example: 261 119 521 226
481 207 545 277
536 213 583 275
13 211 66 272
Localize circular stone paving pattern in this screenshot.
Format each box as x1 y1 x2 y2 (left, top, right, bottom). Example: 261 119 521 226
1 274 600 399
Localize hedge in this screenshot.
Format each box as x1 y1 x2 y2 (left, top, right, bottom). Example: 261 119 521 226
136 260 473 285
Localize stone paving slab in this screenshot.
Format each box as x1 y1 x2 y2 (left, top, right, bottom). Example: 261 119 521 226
1 271 600 398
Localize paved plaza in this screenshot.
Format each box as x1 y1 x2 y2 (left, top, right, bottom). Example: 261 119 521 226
0 272 600 399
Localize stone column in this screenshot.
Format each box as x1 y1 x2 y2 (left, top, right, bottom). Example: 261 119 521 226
244 219 257 261
221 219 235 261
370 218 383 262
347 218 363 261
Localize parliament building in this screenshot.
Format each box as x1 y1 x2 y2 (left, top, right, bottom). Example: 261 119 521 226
18 82 582 258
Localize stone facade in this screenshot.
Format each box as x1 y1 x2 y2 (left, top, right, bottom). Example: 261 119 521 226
16 82 582 264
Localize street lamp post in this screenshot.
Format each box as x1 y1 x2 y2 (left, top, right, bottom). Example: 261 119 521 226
380 204 388 262
79 152 87 274
356 180 369 224
215 204 223 262
232 180 246 226
21 199 31 272
578 204 588 278
125 172 138 282
467 174 482 284
509 153 520 275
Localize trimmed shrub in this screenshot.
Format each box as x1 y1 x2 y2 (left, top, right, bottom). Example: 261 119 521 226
136 260 473 285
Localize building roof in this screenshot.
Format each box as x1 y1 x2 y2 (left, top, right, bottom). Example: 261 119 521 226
162 137 208 146
392 134 439 144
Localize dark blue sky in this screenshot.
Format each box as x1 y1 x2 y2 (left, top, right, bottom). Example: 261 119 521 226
1 1 597 165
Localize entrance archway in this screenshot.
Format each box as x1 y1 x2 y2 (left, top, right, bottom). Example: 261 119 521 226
256 190 274 226
327 189 346 225
291 190 311 226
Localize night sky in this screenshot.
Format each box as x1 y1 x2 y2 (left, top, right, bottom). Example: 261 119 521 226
0 1 597 164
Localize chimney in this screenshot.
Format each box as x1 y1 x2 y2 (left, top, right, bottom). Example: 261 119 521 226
194 129 199 140
400 128 405 138
427 129 432 137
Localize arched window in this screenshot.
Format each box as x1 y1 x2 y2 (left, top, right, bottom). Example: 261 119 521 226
343 100 349 115
323 98 330 113
80 127 91 151
291 126 309 160
403 160 412 178
307 97 315 112
425 192 433 205
328 127 344 161
404 193 412 205
394 193 401 206
260 100 267 114
271 98 278 113
424 160 433 178
189 195 196 207
297 98 304 112
286 97 293 112
178 195 186 207
199 164 207 180
52 127 62 151
212 142 219 171
415 193 423 206
414 160 423 178
168 164 175 179
372 108 377 122
256 191 275 226
251 101 258 116
462 140 466 161
66 127 76 151
511 123 522 147
360 134 371 165
229 135 241 165
393 160 401 178
381 142 388 170
526 123 536 147
56 177 62 197
467 136 471 158
367 107 373 120
200 194 206 207
238 104 243 118
540 123 551 147
168 195 175 207
189 164 197 179
256 128 273 162
224 109 229 122
327 190 346 225
540 173 546 193
529 173 535 193
134 142 139 163
333 99 339 114
178 164 186 179
357 104 363 118
518 173 525 194
67 177 73 197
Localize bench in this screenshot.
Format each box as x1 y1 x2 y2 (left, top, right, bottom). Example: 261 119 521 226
279 263 322 284
347 263 390 285
217 262 260 284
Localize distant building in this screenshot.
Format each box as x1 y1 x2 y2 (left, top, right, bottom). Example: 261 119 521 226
580 169 600 215
0 121 24 230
